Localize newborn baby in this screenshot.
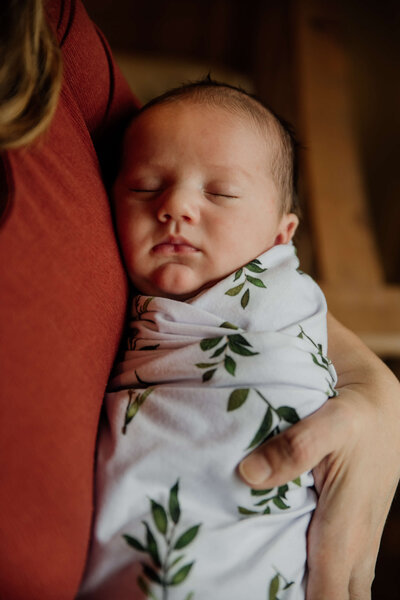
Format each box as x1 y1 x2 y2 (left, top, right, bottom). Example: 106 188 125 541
79 80 337 600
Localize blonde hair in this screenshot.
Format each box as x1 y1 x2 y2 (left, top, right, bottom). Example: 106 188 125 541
0 0 63 150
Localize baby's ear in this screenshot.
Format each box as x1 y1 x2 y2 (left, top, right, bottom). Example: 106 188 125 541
274 213 299 245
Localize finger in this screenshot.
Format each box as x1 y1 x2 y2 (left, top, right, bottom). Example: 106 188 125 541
348 527 383 600
307 567 350 600
238 397 351 488
306 487 356 600
306 461 379 600
307 453 394 600
306 502 353 600
349 575 373 600
307 555 373 600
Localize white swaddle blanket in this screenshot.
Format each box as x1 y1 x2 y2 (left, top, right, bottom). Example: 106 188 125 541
80 243 337 600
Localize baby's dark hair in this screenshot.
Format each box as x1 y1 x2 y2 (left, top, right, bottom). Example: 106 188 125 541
133 77 300 216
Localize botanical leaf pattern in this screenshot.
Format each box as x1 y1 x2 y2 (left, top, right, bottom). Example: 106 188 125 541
127 297 159 351
231 388 302 515
297 326 338 398
267 570 295 599
225 259 267 308
113 249 335 598
122 387 154 434
196 326 258 383
227 388 300 451
197 320 303 514
238 479 302 516
123 480 201 600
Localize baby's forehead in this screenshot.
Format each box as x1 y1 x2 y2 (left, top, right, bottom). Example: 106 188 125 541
125 99 274 155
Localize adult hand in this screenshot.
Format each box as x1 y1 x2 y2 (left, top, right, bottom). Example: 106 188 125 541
238 314 400 600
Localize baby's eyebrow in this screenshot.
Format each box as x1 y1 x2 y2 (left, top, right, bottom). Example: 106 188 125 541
124 162 159 173
205 164 252 181
122 162 254 183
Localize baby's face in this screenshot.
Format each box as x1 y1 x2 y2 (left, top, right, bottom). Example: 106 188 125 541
113 102 297 300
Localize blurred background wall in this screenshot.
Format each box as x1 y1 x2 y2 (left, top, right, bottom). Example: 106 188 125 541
83 1 399 595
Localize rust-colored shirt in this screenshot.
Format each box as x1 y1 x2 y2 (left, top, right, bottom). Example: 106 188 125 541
0 2 138 598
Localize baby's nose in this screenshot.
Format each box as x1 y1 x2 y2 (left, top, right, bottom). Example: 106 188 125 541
157 188 200 224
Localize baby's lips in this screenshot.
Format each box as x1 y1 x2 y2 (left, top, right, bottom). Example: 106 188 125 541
152 242 199 255
152 235 200 254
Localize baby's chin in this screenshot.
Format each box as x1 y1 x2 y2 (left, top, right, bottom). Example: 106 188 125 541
135 263 208 301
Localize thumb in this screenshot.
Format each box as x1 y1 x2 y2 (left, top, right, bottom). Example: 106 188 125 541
238 398 347 488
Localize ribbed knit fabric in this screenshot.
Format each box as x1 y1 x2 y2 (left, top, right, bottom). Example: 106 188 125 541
0 2 138 598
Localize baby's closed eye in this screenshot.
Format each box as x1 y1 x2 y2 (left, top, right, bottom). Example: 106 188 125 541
206 192 238 199
204 185 240 200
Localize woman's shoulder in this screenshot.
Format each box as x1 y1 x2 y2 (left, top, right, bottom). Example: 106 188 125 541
45 0 98 50
45 0 78 46
46 0 138 139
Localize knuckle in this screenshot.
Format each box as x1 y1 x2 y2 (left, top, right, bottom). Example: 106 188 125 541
279 426 313 465
338 397 363 432
354 561 376 590
349 583 373 600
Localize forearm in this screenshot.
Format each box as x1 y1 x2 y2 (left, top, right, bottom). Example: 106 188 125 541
327 312 400 437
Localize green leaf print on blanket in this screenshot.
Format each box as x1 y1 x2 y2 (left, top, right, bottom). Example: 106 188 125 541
122 387 154 434
297 325 338 398
225 259 267 308
123 480 201 600
128 297 160 351
228 388 302 516
197 324 302 515
196 323 258 383
227 388 300 451
267 570 295 600
238 478 302 516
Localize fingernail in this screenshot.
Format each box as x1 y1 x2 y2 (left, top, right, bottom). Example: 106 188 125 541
239 454 272 485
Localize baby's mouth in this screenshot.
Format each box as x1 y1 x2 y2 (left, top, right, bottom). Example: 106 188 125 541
152 236 199 255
